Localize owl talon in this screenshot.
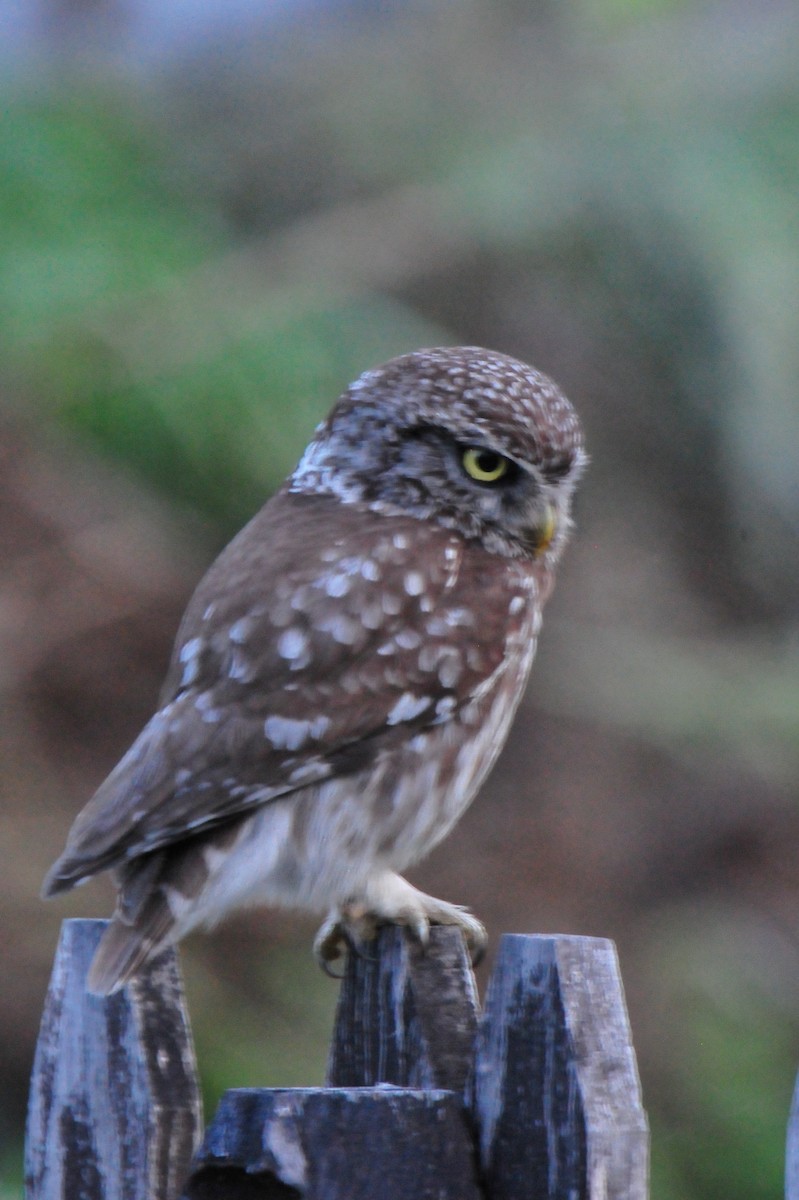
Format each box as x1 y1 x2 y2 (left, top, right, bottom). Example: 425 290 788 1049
426 906 487 966
313 910 382 976
406 913 430 950
313 915 349 975
319 954 347 980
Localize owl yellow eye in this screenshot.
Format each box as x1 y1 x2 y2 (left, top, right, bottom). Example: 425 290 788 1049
461 447 511 484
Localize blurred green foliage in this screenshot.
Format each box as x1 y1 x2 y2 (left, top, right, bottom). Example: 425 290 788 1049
3 3 799 1198
0 84 447 527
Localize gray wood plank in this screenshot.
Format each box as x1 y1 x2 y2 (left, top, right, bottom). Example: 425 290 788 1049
183 1086 482 1200
470 933 649 1199
326 924 479 1093
786 1071 799 1200
25 918 202 1200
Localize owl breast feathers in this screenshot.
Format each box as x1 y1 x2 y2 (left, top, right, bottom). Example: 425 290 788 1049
43 346 586 993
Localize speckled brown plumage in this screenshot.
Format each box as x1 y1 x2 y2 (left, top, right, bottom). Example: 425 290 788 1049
43 346 586 993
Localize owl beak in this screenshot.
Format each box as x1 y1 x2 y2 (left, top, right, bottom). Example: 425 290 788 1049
529 501 557 555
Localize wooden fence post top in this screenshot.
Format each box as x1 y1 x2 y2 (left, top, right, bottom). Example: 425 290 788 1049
327 924 479 1093
492 934 646 1117
786 1072 799 1200
471 932 649 1199
27 922 654 1200
26 918 202 1200
184 1086 483 1200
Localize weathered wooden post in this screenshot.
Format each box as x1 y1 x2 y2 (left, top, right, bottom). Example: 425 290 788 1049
786 1071 799 1200
184 926 483 1199
470 934 649 1199
327 924 479 1092
183 1086 482 1200
25 919 202 1200
28 922 651 1198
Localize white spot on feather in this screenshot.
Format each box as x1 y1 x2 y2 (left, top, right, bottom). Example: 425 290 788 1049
229 649 256 683
438 652 463 688
395 628 422 651
360 602 385 630
179 637 203 687
229 617 253 644
290 586 313 612
163 885 191 918
317 614 360 645
278 627 309 663
195 691 221 722
203 842 231 873
444 607 475 628
386 693 431 725
404 571 425 597
289 759 326 786
264 714 330 751
180 638 202 662
324 573 351 598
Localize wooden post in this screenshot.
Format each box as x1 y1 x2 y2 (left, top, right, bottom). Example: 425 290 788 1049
28 922 652 1199
470 934 649 1199
25 918 202 1200
182 1087 483 1200
185 928 483 1198
326 925 479 1093
786 1071 799 1200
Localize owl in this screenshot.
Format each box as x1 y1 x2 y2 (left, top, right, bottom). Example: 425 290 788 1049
43 346 585 994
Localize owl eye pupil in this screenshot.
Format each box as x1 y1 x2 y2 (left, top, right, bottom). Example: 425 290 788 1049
461 446 511 484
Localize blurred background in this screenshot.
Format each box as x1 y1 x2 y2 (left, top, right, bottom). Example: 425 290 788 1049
1 0 798 1195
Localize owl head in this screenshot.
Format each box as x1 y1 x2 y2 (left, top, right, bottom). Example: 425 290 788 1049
289 346 586 561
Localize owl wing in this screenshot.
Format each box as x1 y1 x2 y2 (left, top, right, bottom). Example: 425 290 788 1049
43 492 522 896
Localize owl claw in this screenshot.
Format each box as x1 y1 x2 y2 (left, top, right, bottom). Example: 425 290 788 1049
395 887 487 966
406 912 430 949
313 910 381 976
313 885 488 976
313 915 349 977
429 905 487 966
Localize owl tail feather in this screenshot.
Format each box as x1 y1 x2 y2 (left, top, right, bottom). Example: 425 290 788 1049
88 923 159 996
86 823 239 994
87 889 175 996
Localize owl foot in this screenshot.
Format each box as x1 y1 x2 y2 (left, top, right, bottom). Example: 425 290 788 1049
312 910 381 978
312 873 487 976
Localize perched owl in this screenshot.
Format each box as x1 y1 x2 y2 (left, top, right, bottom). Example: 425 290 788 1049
43 346 585 994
